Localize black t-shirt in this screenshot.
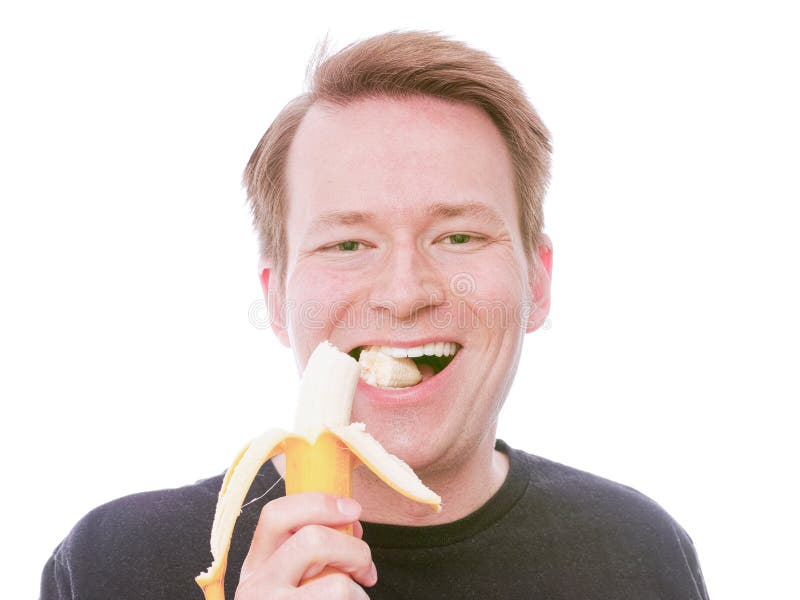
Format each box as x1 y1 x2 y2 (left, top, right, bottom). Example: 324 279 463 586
41 440 709 599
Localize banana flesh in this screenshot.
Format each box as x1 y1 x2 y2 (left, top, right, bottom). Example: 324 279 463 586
358 346 422 388
294 340 360 439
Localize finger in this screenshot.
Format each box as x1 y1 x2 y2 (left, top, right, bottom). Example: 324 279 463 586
298 572 372 599
237 560 374 599
243 493 361 571
264 524 377 588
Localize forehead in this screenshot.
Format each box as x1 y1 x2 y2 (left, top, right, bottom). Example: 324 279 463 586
284 95 516 232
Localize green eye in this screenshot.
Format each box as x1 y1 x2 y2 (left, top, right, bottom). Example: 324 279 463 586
446 233 471 244
336 240 361 251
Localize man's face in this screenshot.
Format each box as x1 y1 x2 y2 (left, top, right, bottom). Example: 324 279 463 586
266 95 551 473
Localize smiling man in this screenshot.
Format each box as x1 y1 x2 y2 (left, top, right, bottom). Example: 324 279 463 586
267 95 535 518
41 31 709 599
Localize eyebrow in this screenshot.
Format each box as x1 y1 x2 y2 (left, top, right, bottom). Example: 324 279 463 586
308 210 374 234
424 201 507 228
307 201 507 234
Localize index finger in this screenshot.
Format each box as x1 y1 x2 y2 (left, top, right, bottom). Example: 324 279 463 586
243 492 362 569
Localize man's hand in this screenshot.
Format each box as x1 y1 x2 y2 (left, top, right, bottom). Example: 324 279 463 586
235 492 377 599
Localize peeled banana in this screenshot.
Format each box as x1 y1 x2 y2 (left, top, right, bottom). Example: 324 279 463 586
195 341 441 599
358 346 422 388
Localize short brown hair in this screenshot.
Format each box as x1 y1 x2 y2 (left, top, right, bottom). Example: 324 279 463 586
244 31 551 284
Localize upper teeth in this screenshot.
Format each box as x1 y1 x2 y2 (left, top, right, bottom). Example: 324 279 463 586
369 342 459 358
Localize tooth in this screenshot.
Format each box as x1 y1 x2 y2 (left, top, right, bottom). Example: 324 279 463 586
423 342 436 356
406 345 424 358
382 346 408 358
446 342 455 356
434 341 444 356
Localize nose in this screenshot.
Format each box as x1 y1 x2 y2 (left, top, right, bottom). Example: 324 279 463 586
368 242 446 323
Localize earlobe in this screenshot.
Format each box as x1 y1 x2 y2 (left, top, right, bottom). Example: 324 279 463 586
526 234 553 333
259 260 290 347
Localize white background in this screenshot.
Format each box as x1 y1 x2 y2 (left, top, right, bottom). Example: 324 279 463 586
2 1 797 598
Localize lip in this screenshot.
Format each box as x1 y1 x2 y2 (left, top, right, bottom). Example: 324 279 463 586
355 346 464 408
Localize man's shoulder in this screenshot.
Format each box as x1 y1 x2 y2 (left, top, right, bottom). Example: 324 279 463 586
499 443 708 598
44 459 284 599
63 474 220 545
508 442 680 528
47 473 225 598
505 442 702 566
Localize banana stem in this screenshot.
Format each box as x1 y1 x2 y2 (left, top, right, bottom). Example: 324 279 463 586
198 576 225 600
197 552 227 600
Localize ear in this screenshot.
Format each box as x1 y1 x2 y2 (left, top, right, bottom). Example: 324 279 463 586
259 257 290 347
526 233 553 333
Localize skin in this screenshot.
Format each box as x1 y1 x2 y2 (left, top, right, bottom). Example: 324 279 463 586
239 95 552 597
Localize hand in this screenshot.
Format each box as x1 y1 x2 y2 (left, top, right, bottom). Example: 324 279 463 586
235 492 377 599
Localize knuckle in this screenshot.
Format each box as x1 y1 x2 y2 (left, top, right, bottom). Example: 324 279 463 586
234 579 285 600
295 524 329 549
355 540 373 568
324 573 357 596
259 499 278 521
259 501 286 535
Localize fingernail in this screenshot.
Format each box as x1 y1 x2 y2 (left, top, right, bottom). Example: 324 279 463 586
368 561 378 585
337 497 361 519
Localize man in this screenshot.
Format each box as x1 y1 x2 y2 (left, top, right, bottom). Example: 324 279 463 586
41 31 709 599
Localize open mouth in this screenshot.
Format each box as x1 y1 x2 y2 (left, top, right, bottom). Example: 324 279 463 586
348 343 461 389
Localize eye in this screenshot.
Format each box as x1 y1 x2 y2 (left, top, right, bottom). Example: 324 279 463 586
319 240 366 252
442 233 476 245
336 240 362 251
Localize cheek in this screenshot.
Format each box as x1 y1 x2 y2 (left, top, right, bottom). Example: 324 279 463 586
456 265 530 332
288 270 337 304
286 268 369 336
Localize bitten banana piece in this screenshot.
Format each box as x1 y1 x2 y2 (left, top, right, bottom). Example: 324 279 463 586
195 341 441 600
358 346 422 388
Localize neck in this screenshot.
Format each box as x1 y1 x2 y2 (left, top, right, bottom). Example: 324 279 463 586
271 434 509 527
354 435 509 526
